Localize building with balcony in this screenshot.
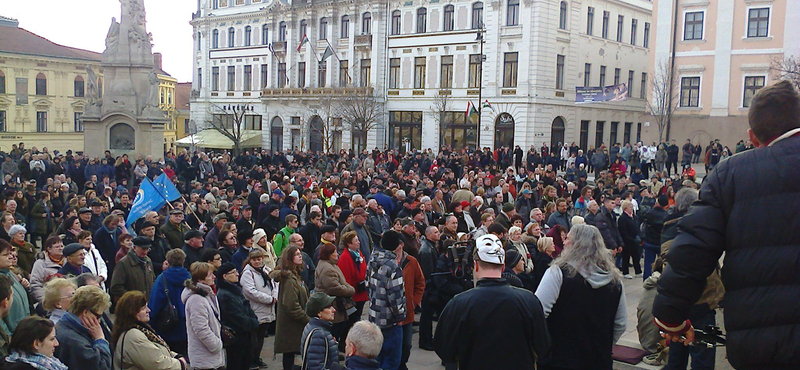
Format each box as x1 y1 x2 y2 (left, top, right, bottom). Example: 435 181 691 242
649 0 800 147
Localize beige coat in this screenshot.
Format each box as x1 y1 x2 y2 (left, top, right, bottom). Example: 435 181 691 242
113 328 182 370
314 259 355 323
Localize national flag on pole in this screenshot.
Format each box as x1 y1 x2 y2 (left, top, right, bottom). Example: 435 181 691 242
482 99 494 112
126 178 166 226
466 101 479 117
267 43 275 56
321 46 334 62
153 173 182 202
297 34 309 52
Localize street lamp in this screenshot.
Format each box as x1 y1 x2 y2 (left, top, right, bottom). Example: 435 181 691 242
476 25 486 150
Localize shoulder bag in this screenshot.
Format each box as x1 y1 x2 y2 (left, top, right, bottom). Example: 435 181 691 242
154 277 179 332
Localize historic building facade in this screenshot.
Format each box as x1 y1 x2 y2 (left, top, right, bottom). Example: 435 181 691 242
648 0 800 147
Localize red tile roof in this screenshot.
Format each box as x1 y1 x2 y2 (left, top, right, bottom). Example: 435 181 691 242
0 25 101 61
175 82 192 110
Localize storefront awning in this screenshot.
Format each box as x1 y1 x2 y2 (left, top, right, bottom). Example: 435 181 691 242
175 129 262 149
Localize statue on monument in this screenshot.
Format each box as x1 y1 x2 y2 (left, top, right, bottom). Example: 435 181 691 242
103 17 120 59
85 66 99 105
142 69 164 117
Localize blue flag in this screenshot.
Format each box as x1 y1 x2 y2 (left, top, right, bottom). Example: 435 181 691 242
126 179 167 226
153 173 182 202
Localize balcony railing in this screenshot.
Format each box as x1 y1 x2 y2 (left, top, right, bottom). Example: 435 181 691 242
272 41 287 54
354 34 372 48
261 86 373 98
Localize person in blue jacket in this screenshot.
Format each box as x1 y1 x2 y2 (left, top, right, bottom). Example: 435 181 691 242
148 248 191 357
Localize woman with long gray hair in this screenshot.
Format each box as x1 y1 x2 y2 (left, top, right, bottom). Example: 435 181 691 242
534 224 627 370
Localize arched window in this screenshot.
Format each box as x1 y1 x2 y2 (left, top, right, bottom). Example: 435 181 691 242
212 29 219 48
341 15 350 38
35 73 47 96
74 76 84 97
391 10 401 35
262 24 268 45
362 12 371 35
320 18 328 40
559 1 568 29
244 26 251 46
416 8 427 33
299 19 307 37
472 2 483 29
444 5 455 31
228 27 235 47
279 22 287 41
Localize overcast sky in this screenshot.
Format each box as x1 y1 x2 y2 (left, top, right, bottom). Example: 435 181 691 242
4 0 196 82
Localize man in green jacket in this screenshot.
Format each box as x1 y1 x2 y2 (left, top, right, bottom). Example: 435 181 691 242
109 237 155 302
272 214 298 257
161 209 190 250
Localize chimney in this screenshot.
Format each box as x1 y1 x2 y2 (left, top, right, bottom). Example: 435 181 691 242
153 53 163 71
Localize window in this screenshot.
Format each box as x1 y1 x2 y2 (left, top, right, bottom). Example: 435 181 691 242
743 76 766 107
616 15 624 42
503 53 518 87
318 61 327 87
417 8 427 33
559 2 567 30
389 58 400 89
360 59 371 87
197 32 202 51
262 25 268 45
74 76 84 97
299 20 307 37
627 70 634 97
587 7 594 35
339 60 349 86
624 122 632 145
556 55 565 89
469 54 482 88
579 120 589 150
414 57 426 89
595 121 604 147
636 122 642 143
227 66 236 90
197 68 202 90
74 112 83 132
599 65 606 87
244 65 252 90
584 63 591 87
640 72 647 99
320 18 328 40
684 11 703 40
441 55 453 88
472 2 484 29
680 76 700 107
261 64 268 88
212 67 219 91
614 68 620 85
444 5 455 31
228 27 235 47
747 8 769 38
362 12 372 34
278 62 287 88
631 19 637 45
279 22 287 41
389 111 423 151
602 11 609 38
391 11 401 35
298 62 306 87
212 0 218 9
439 112 478 149
244 26 251 46
35 73 47 95
36 111 47 132
341 16 350 38
610 121 619 145
507 0 519 26
644 22 650 48
212 29 219 48
0 71 4 94
0 111 5 132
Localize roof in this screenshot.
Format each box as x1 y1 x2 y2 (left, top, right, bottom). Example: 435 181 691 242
175 82 191 110
0 25 101 62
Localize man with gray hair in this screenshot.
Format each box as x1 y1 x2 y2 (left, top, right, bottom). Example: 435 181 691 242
344 321 384 370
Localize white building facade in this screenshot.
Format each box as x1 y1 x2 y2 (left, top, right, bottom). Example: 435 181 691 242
190 0 652 153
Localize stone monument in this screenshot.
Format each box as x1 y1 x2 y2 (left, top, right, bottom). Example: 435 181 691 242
81 0 166 159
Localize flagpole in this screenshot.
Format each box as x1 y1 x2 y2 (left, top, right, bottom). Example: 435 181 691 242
179 195 203 227
147 177 175 210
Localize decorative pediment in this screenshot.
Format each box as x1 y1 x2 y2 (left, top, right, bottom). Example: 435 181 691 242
32 97 53 109
0 96 12 107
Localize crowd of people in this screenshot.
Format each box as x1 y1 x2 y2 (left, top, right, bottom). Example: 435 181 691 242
0 109 758 370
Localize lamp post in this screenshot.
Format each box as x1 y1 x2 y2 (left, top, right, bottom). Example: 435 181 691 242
476 25 486 151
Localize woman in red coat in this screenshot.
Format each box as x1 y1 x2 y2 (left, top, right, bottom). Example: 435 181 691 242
337 230 368 350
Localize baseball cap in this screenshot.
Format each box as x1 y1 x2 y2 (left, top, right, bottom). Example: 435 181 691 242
473 234 505 265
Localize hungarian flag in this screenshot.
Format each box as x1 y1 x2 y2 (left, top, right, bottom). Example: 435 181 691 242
297 34 309 52
466 101 479 117
482 99 494 112
321 45 334 62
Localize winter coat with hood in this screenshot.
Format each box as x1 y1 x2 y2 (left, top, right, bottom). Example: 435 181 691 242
366 248 406 329
30 252 63 301
148 266 191 343
535 263 626 370
270 267 310 354
241 263 278 324
314 259 355 323
181 281 225 369
300 317 342 370
216 278 259 335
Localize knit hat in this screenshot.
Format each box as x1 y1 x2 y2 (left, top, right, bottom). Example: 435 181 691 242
505 249 522 270
381 230 404 251
320 225 337 234
252 228 267 245
63 243 84 257
305 292 336 318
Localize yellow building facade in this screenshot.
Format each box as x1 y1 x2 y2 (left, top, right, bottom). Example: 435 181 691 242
0 19 102 153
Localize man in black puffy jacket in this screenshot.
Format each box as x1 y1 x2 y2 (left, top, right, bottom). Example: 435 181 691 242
594 196 622 254
654 80 800 369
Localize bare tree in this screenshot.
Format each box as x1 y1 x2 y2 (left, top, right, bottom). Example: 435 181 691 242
308 95 343 153
770 55 800 88
647 60 679 143
205 103 254 156
337 88 380 151
430 90 452 147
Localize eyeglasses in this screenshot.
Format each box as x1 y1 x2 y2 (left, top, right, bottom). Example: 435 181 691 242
213 256 222 261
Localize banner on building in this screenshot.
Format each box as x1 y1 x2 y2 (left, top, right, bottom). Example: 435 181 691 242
575 83 628 104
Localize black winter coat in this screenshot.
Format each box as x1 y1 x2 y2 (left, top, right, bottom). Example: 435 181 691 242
594 208 622 250
217 279 259 334
653 135 800 369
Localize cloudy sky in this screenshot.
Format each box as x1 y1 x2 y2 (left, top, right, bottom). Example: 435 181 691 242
4 0 196 81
